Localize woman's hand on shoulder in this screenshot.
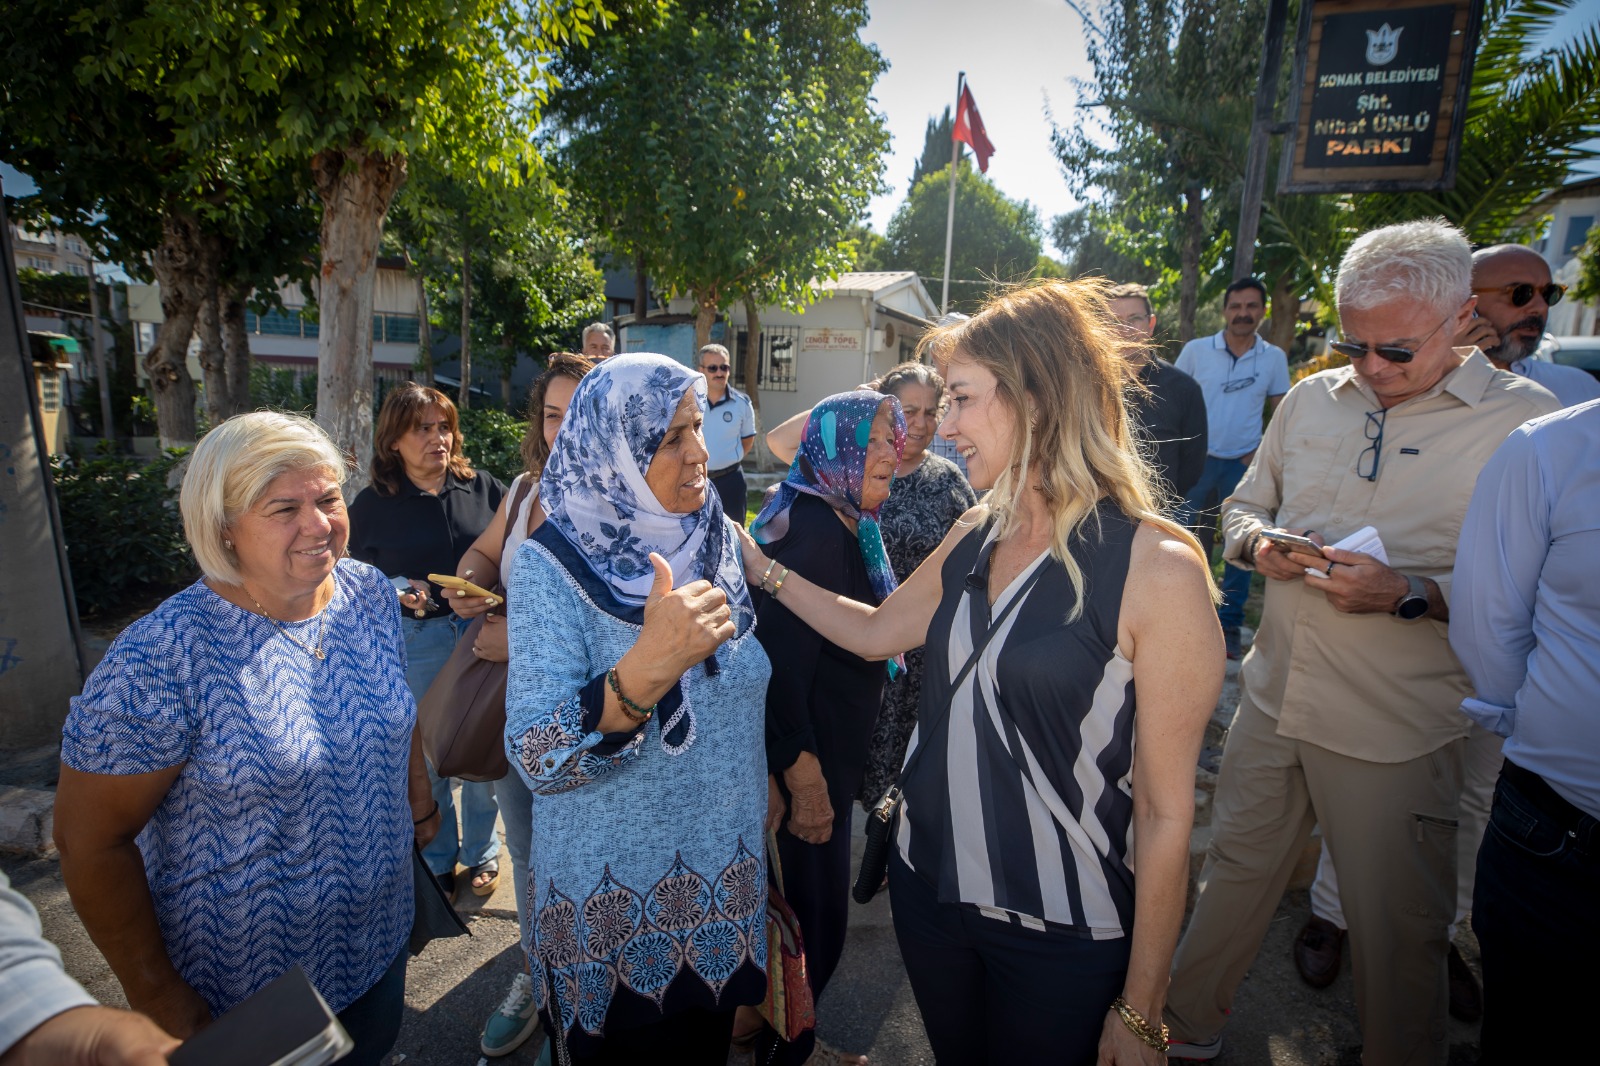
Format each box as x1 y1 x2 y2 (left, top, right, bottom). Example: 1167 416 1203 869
734 523 770 584
637 553 735 676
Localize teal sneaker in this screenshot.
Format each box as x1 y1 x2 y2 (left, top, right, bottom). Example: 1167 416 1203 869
480 971 539 1057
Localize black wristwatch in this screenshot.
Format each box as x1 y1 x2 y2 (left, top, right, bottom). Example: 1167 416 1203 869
1392 574 1429 620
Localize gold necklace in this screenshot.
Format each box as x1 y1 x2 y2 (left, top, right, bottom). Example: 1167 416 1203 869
249 593 328 661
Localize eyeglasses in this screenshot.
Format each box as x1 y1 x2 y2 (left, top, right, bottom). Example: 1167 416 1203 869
703 364 730 374
1357 408 1387 482
1329 314 1451 365
1471 282 1566 308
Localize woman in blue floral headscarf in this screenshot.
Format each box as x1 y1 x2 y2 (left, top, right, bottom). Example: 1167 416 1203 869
745 391 904 1066
504 353 772 1065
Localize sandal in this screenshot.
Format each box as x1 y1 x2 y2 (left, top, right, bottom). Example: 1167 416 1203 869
468 858 500 897
806 1039 868 1065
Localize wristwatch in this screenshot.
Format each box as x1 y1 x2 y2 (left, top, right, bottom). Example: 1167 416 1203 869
1392 574 1429 620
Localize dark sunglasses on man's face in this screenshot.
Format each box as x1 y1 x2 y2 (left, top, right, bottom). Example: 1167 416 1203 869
1471 282 1566 309
1329 314 1451 365
703 364 730 374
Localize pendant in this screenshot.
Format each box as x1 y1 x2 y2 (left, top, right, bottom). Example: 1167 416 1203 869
315 648 326 660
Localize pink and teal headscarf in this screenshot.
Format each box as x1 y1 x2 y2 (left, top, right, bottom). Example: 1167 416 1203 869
751 391 907 672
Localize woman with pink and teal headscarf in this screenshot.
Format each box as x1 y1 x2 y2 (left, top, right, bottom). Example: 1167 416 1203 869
746 391 903 1066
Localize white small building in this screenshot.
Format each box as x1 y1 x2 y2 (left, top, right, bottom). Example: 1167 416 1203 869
619 271 939 428
1532 174 1600 337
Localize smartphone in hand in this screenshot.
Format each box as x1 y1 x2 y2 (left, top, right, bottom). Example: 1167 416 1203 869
1259 529 1326 559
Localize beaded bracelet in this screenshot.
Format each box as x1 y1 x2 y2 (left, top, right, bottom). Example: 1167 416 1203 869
1110 997 1169 1053
607 667 656 723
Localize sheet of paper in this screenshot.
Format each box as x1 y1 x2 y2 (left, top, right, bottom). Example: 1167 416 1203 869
1305 525 1387 578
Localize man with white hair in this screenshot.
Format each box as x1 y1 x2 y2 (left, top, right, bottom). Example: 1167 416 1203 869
580 321 614 360
1162 220 1560 1064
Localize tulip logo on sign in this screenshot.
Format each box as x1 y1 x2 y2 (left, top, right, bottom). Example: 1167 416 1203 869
1366 23 1403 65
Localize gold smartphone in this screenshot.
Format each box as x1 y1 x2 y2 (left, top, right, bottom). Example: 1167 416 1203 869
427 574 501 605
1259 530 1326 558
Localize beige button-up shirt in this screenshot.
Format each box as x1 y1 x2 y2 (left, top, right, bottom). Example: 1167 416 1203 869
1222 349 1559 762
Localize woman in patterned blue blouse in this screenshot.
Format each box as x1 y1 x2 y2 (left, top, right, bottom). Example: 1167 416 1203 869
55 412 437 1066
505 353 772 1065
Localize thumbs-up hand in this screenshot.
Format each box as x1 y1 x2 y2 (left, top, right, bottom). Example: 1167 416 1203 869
637 552 736 677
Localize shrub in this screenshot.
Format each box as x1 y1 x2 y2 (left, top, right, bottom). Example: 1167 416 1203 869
52 444 195 617
458 407 529 485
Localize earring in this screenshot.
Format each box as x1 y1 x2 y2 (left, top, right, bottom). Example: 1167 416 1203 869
224 539 234 549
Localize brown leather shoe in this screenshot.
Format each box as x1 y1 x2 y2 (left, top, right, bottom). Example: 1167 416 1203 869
1293 915 1345 988
1448 944 1483 1022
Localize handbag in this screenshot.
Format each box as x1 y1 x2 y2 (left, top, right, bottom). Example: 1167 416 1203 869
757 831 817 1043
409 842 470 956
416 478 535 782
853 556 1048 904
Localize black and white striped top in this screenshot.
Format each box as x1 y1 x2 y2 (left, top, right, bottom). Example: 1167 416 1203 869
896 503 1138 939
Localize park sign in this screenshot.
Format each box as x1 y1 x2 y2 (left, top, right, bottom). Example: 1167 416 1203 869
1281 0 1482 193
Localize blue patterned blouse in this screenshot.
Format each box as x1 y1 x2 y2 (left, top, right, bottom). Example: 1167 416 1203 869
506 521 771 1052
60 558 415 1016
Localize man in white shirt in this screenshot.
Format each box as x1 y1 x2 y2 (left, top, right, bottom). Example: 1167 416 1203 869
581 322 615 360
1174 278 1291 658
695 343 756 523
1459 244 1600 408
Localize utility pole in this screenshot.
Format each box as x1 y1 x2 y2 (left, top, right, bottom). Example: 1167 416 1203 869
1232 0 1291 281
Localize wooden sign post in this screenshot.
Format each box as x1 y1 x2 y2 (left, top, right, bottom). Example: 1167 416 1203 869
1280 0 1483 193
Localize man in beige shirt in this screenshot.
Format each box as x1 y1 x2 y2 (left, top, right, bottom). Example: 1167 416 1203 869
1163 220 1559 1065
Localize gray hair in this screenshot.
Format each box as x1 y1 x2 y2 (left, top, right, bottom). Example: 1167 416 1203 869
1335 219 1472 317
582 322 614 342
698 343 730 364
179 411 347 586
877 360 946 405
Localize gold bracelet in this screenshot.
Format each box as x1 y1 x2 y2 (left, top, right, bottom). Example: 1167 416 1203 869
760 558 780 592
1110 997 1169 1053
769 565 790 597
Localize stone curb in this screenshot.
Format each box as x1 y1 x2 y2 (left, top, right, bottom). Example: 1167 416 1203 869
0 787 57 858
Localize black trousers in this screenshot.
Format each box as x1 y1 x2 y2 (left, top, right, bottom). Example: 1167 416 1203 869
888 853 1131 1066
755 804 854 1065
564 1006 735 1065
1474 760 1600 1065
711 466 747 525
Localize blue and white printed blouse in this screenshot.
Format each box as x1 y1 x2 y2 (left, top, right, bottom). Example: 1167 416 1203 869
60 558 415 1016
506 521 771 1052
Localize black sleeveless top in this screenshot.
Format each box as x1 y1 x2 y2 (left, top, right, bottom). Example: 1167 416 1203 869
897 501 1139 939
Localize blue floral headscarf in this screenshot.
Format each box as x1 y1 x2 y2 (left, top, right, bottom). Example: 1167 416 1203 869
539 353 751 618
751 391 906 673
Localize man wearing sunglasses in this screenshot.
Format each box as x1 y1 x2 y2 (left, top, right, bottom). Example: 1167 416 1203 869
1458 244 1600 408
1163 220 1560 1065
696 343 757 523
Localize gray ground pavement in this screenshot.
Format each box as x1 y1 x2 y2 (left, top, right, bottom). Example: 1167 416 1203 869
2 647 1485 1066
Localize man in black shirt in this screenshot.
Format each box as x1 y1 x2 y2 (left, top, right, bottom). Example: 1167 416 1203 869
1107 283 1207 500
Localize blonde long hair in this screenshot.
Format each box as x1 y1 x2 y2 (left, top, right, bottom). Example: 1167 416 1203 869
925 278 1217 618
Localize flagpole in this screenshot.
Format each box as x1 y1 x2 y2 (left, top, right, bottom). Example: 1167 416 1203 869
940 71 965 317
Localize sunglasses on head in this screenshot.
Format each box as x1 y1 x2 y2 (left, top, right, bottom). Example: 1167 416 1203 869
1329 314 1451 365
1471 282 1566 308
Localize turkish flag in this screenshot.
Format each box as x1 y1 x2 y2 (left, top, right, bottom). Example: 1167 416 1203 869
952 84 995 173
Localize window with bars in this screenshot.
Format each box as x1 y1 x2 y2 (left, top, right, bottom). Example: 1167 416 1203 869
730 325 800 392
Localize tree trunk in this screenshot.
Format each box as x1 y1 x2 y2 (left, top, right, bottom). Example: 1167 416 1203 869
742 297 777 471
86 262 114 442
146 210 205 448
409 250 433 386
1179 182 1203 344
500 338 515 410
195 289 226 427
1268 272 1298 355
458 236 472 410
311 143 408 491
635 251 648 320
693 295 717 354
220 282 253 416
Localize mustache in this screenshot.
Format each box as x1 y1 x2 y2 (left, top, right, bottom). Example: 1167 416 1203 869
1232 316 1255 324
1505 314 1544 334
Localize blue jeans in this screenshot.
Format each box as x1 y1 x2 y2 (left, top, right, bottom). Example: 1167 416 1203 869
493 766 533 928
402 615 502 876
1473 761 1599 1064
1181 455 1253 630
335 947 407 1066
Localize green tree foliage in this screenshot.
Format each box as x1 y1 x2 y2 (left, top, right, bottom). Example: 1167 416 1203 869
879 166 1044 313
909 107 957 191
16 269 90 313
1575 221 1600 304
548 0 889 369
457 408 530 484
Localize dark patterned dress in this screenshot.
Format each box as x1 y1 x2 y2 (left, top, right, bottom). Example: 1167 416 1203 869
856 452 978 809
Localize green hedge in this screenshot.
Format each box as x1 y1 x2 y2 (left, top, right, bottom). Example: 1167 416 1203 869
458 408 530 485
52 445 195 617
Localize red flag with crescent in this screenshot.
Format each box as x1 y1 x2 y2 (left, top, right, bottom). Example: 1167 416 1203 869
952 84 995 173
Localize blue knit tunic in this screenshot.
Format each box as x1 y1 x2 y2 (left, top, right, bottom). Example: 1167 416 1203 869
505 521 771 1049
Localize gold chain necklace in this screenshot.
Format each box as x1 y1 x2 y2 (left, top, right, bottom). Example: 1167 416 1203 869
248 593 328 661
